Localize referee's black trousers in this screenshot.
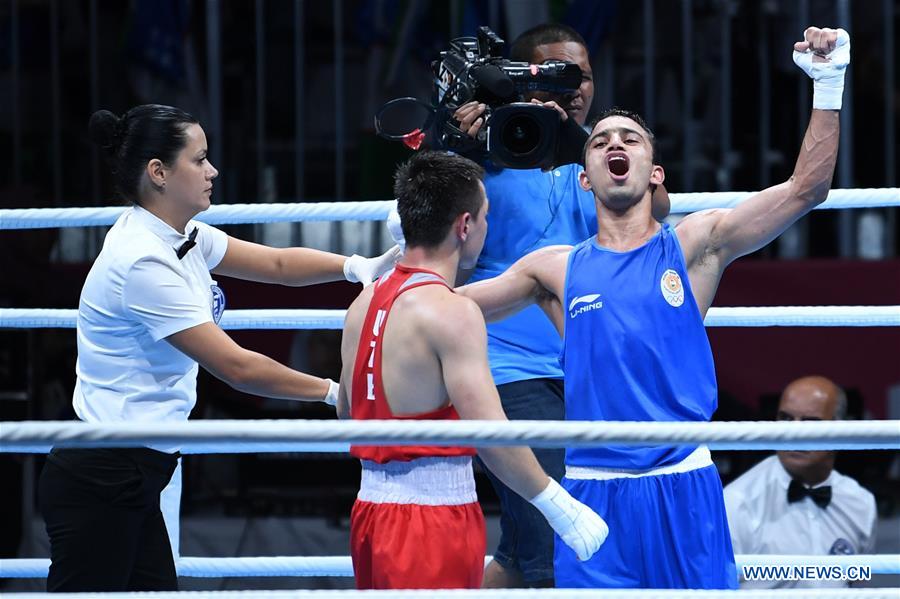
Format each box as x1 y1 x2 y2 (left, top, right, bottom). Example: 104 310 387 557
38 447 179 592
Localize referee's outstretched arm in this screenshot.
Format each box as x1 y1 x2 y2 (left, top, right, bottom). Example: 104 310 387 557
169 322 334 402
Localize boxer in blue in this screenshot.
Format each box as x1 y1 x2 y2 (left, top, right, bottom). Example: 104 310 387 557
457 26 849 588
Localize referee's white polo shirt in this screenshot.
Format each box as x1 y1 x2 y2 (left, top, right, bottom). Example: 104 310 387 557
74 205 228 446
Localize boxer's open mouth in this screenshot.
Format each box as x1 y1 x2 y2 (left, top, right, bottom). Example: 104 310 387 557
606 152 630 181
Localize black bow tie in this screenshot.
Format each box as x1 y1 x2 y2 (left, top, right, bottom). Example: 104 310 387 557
175 227 198 260
788 479 832 508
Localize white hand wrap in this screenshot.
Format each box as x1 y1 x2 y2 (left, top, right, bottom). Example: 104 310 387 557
343 246 402 286
792 28 851 110
386 207 406 253
529 478 609 561
323 379 339 406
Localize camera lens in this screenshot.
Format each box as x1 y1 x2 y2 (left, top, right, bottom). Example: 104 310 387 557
500 114 541 155
487 102 558 169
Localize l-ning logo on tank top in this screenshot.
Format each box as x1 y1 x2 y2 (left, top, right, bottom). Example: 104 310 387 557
366 309 387 400
568 293 603 319
660 269 685 307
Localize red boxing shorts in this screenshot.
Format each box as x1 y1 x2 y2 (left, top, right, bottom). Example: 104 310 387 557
350 456 486 589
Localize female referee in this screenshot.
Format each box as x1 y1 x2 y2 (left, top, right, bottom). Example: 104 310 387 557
37 104 398 592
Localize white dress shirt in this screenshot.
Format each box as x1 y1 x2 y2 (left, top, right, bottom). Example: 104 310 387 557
73 205 228 447
723 454 877 588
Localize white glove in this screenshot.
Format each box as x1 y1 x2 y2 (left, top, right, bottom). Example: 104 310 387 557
529 478 608 561
322 379 339 406
386 206 406 253
792 27 850 110
343 245 402 286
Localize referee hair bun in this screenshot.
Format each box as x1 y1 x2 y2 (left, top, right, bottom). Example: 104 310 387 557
88 104 199 204
88 109 123 151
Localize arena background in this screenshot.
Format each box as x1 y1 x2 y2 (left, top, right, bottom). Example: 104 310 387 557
1 0 898 591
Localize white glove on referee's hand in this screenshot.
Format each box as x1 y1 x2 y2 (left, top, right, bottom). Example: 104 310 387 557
322 379 339 406
529 478 608 561
344 245 402 286
386 207 406 253
792 27 850 110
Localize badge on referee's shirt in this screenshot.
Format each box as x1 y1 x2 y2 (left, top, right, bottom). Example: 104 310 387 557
211 283 226 324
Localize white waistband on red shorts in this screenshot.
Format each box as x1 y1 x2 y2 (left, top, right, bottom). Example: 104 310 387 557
565 445 713 481
358 456 477 506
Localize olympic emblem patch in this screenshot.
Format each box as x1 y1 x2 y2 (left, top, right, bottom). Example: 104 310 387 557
211 284 226 324
660 269 684 307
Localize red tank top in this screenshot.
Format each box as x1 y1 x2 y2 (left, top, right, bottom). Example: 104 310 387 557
349 264 475 463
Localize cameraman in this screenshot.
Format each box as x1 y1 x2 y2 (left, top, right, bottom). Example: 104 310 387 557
453 24 668 589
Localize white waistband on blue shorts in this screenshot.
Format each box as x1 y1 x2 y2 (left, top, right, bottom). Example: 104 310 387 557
565 445 713 481
358 455 477 506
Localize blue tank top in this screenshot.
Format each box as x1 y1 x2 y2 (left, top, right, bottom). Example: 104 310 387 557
561 223 717 469
470 164 597 385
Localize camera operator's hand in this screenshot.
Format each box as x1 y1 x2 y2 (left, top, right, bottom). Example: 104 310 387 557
529 98 569 122
453 101 487 138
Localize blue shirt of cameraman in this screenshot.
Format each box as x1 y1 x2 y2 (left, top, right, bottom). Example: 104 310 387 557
468 163 597 385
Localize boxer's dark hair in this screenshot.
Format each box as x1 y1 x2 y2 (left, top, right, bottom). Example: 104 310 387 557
394 151 485 248
582 107 659 165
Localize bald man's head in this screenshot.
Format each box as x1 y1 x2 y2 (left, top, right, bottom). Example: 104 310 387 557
777 376 847 422
776 375 846 485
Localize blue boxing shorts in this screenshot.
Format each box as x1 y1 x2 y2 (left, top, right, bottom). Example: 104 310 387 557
554 446 737 589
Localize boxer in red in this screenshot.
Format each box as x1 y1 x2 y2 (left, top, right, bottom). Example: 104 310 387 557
337 151 609 589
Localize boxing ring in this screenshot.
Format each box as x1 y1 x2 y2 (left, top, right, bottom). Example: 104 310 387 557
1 187 899 596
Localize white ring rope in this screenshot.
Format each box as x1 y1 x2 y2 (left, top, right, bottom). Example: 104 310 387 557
0 308 337 330
699 306 900 327
1 188 897 229
2 554 898 578
2 420 898 454
669 187 899 213
0 557 350 579
0 200 397 229
3 306 899 330
1 589 898 598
